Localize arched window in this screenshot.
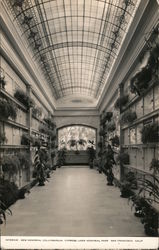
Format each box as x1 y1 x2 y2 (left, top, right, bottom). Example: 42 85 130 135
58 125 96 150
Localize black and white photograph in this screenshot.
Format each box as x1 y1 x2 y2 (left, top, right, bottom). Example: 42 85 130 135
0 0 159 249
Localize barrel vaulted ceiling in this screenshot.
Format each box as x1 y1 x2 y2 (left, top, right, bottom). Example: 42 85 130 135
7 0 140 107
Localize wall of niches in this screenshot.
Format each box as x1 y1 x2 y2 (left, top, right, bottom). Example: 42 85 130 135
0 56 53 187
121 60 159 177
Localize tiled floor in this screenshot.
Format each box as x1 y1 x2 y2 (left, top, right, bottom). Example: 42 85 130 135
2 167 145 236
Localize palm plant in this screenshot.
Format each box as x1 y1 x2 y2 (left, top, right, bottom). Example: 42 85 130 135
129 160 159 236
0 201 12 225
137 175 159 204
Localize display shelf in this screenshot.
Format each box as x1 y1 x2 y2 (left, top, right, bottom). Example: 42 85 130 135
122 77 159 113
31 128 49 138
0 88 28 111
0 145 29 149
121 143 158 148
121 108 159 130
0 118 29 131
123 164 154 176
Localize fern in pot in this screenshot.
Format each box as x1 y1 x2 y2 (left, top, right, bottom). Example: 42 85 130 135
0 97 17 120
115 95 129 110
121 110 137 124
130 66 152 96
141 123 159 143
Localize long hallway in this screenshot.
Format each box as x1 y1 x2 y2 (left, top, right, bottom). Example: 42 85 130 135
2 167 145 237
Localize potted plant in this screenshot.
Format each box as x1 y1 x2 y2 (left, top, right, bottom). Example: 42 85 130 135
150 158 159 174
18 152 31 170
0 130 7 144
87 145 96 169
0 178 19 208
68 139 77 149
147 44 159 73
129 195 148 218
1 155 20 181
44 117 56 129
57 147 67 167
99 129 105 136
0 76 6 89
14 89 35 109
121 110 137 123
107 120 116 132
141 123 159 143
0 97 17 120
39 124 48 134
32 106 42 118
134 160 159 236
51 150 56 170
130 66 152 96
78 139 86 147
21 133 33 145
102 145 116 185
32 137 42 148
0 201 12 225
110 135 119 147
120 172 136 198
117 152 130 165
115 95 129 110
102 112 113 123
98 141 103 148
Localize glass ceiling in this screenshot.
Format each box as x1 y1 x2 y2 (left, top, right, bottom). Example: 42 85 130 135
8 0 140 100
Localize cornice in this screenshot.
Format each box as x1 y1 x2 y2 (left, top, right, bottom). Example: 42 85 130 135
54 109 99 117
98 0 159 113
